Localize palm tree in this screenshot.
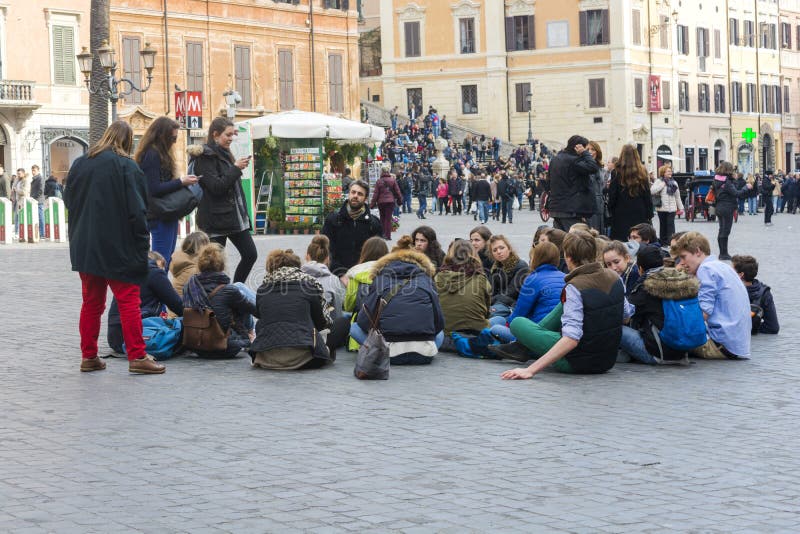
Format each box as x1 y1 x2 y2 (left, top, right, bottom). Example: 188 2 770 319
89 0 110 145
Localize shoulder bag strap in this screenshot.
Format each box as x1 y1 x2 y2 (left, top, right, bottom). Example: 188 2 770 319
207 284 226 300
362 278 411 330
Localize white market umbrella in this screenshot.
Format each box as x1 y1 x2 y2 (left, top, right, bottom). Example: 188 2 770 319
242 110 385 143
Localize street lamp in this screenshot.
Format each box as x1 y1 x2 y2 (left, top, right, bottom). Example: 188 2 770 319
223 89 242 120
526 91 533 147
76 40 157 122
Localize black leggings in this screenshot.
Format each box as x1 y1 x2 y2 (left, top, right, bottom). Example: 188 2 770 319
657 211 676 245
210 229 258 284
716 207 734 239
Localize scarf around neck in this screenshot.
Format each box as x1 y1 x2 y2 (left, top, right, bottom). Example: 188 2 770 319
664 177 678 195
346 203 366 220
493 253 521 274
183 271 231 310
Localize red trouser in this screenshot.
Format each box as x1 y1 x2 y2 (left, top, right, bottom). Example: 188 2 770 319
378 202 395 239
79 272 145 361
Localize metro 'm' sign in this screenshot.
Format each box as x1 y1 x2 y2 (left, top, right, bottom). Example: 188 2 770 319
175 91 203 129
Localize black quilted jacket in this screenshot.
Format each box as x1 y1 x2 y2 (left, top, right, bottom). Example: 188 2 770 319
249 267 332 361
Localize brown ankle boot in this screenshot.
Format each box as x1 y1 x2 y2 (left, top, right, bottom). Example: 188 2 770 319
80 356 107 372
129 355 166 374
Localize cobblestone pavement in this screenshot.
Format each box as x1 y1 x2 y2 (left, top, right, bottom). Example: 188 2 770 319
1 206 798 533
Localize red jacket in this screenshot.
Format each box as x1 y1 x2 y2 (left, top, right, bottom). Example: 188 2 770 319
371 172 402 207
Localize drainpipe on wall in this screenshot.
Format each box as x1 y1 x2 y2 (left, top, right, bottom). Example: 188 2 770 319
309 0 317 112
647 0 655 170
163 0 171 114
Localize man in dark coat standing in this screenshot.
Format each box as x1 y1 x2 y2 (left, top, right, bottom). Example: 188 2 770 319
548 135 601 231
64 120 165 375
322 180 383 277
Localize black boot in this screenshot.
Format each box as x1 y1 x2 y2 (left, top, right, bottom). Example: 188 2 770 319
488 341 533 362
718 237 731 261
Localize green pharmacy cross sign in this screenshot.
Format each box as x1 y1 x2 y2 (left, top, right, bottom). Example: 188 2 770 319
742 128 757 144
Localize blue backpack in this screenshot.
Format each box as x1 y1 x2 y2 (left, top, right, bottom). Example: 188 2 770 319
659 297 707 351
140 317 183 360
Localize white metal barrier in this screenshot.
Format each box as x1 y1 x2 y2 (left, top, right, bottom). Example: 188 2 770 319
45 197 67 242
0 197 11 244
177 211 197 239
18 198 39 243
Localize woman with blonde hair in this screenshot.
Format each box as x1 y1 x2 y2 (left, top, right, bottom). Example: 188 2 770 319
650 164 684 245
64 121 165 374
607 144 653 241
487 235 529 320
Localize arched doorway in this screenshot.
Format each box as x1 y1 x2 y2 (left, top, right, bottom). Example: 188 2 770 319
713 139 725 169
41 127 90 180
0 124 7 168
760 133 774 172
737 143 754 176
49 137 88 180
656 145 672 170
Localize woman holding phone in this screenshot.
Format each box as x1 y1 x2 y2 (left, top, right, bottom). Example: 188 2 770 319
135 116 199 267
189 117 256 284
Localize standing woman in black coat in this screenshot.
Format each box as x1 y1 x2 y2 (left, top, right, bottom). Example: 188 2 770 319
189 117 255 284
708 161 751 260
63 121 165 374
135 116 199 267
607 145 653 241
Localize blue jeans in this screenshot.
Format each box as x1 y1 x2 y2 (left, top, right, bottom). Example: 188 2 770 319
489 324 515 343
501 198 513 223
349 322 444 349
233 282 256 332
38 202 45 237
737 198 745 214
619 326 658 364
402 192 412 213
417 195 428 217
747 197 757 214
149 218 179 268
476 200 489 223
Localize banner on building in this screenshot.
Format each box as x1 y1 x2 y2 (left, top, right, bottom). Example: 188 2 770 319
648 75 662 113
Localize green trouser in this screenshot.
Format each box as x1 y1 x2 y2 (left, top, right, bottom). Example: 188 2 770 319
509 303 572 373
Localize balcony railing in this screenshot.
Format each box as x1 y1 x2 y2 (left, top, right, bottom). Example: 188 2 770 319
0 80 36 104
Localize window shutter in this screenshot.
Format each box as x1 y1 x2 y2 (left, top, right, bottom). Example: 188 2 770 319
601 10 609 44
342 0 349 10
53 26 76 85
505 17 514 51
579 11 588 46
122 37 142 104
634 78 643 107
527 15 536 50
632 10 641 45
714 29 721 58
323 0 332 8
234 46 252 108
662 80 671 110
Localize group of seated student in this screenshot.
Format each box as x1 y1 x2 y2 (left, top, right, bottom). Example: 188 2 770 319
121 219 777 375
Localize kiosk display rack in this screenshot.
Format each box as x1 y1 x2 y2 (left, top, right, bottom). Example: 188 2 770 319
283 147 323 223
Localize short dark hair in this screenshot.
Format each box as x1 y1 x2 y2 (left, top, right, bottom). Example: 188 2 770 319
563 230 597 266
630 223 657 243
732 254 759 282
350 179 369 195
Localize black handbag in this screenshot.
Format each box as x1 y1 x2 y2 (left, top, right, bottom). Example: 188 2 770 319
149 187 200 221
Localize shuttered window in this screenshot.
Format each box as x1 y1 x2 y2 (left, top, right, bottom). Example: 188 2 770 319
186 42 203 94
714 29 721 59
278 49 294 110
328 53 344 113
122 37 142 104
659 16 670 48
634 78 644 108
404 21 421 57
579 10 609 46
515 82 531 113
459 18 475 54
234 45 252 108
505 15 535 51
631 10 641 46
52 25 76 85
662 80 671 110
588 79 605 108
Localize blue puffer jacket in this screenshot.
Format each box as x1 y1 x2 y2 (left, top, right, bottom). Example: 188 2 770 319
506 264 566 325
356 249 444 342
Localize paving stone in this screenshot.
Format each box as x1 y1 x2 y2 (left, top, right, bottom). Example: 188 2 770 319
2 209 799 530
